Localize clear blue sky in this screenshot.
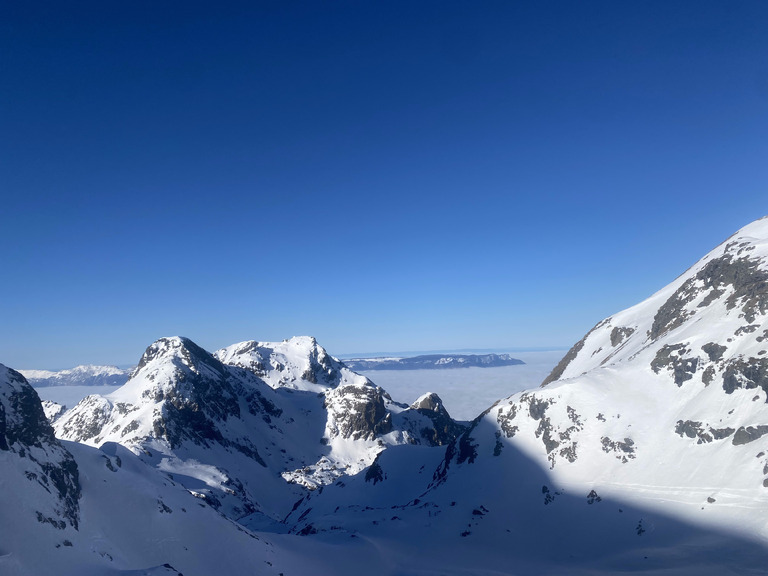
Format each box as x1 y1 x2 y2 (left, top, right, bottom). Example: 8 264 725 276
2 1 767 369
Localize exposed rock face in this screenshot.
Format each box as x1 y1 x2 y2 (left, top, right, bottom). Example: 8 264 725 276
722 357 768 399
41 400 66 423
610 326 635 347
732 425 768 446
541 320 607 386
651 344 699 386
408 393 467 446
324 384 392 441
0 364 80 530
651 249 768 340
411 392 445 412
701 343 727 362
54 394 114 444
54 337 284 518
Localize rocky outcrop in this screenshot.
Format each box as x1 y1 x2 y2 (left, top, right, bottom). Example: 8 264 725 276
408 393 467 446
651 249 768 340
324 383 392 441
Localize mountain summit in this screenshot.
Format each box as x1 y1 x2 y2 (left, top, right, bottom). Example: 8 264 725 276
53 335 466 521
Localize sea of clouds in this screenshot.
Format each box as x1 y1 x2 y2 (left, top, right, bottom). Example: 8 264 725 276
361 350 563 421
33 350 563 422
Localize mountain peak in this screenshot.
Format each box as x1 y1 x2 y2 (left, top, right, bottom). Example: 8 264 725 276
133 336 213 374
411 392 446 413
215 335 355 391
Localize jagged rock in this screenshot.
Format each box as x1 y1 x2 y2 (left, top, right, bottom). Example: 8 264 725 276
324 383 392 441
674 420 735 444
651 344 699 386
702 343 727 362
409 393 467 446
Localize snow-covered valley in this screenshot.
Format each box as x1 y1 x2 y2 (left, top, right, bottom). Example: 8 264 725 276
4 217 768 574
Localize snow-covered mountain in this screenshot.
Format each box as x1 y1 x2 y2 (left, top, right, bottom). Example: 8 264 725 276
344 353 524 370
53 336 466 522
285 217 768 573
0 364 80 533
7 216 768 574
0 363 320 576
20 365 131 387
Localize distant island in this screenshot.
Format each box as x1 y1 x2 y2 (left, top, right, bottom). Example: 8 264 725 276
344 353 524 371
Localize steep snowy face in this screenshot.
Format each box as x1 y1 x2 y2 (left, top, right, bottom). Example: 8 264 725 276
407 392 467 446
215 336 370 392
54 337 293 519
0 364 80 531
323 383 392 441
544 216 768 386
57 337 276 451
282 218 768 574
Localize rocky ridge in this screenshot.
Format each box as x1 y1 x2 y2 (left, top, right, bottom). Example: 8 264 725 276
53 336 466 517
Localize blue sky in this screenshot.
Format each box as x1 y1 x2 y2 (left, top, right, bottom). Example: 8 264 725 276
2 1 767 369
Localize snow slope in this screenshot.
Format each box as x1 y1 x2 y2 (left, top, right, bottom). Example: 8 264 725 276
0 363 300 576
53 336 466 521
286 216 768 573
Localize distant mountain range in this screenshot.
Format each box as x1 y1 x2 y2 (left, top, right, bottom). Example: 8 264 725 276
344 353 524 371
19 365 131 387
